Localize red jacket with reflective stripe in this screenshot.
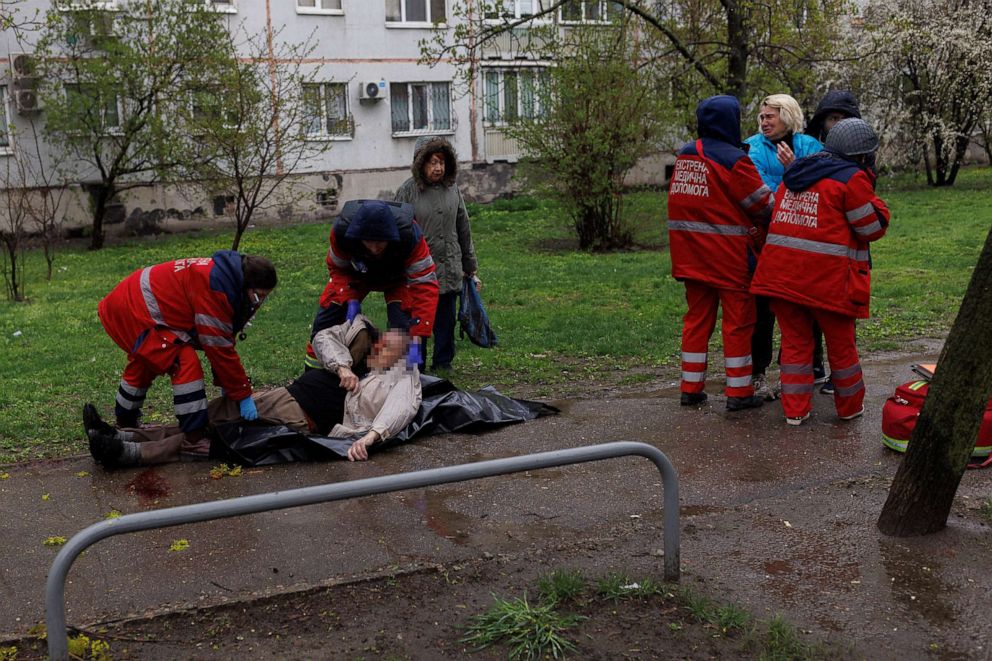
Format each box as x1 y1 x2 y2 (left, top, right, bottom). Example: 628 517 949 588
750 153 889 319
667 139 773 291
320 219 439 338
99 251 253 399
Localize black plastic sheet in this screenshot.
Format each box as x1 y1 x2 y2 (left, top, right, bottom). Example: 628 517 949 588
211 375 558 467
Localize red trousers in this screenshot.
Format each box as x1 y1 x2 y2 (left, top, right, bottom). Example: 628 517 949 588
770 299 864 419
680 280 756 398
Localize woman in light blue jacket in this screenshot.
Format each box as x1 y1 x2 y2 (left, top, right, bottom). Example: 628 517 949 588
744 94 823 193
744 94 823 401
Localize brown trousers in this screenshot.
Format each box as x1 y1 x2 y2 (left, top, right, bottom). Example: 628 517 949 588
130 387 309 464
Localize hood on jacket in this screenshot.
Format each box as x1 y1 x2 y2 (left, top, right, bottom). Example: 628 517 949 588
696 95 742 146
807 90 861 141
782 151 858 193
209 249 251 332
411 135 458 190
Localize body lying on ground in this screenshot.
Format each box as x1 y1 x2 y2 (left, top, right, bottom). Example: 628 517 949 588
86 317 421 465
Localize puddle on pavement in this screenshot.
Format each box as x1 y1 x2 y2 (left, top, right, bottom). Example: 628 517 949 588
879 539 957 626
124 468 171 507
408 489 473 546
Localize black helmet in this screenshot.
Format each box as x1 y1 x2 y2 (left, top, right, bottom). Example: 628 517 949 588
824 118 878 157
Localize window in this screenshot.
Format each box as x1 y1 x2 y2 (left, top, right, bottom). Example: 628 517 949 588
298 0 342 12
0 86 10 152
190 88 237 128
559 0 620 22
208 0 236 12
390 82 452 135
482 69 545 125
303 83 352 138
385 0 446 24
65 83 121 132
485 0 534 19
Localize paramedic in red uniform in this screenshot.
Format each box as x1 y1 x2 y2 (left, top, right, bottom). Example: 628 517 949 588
667 95 774 410
750 118 889 425
305 199 439 370
95 251 277 458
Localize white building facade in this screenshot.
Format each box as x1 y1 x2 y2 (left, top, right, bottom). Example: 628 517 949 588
1 0 657 232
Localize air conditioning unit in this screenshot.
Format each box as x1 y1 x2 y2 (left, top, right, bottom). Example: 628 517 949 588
10 53 38 82
359 80 387 101
14 88 43 114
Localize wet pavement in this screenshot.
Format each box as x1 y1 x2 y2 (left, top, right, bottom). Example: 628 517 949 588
2 337 991 659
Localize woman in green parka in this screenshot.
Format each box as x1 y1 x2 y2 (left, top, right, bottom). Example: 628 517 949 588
394 135 479 371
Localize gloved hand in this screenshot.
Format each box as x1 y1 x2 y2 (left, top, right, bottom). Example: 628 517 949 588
406 341 422 368
239 396 258 421
346 299 361 322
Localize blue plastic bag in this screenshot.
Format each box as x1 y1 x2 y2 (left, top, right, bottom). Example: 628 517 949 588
458 277 497 348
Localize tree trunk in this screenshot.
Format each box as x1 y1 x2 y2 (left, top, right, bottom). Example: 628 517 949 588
723 0 749 98
877 226 992 536
88 183 114 250
1 232 24 302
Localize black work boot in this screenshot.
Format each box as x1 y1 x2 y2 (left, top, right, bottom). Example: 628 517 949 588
680 392 708 406
88 430 123 468
83 403 115 440
726 395 764 411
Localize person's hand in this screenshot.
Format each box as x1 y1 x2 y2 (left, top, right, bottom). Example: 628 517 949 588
468 272 482 292
337 366 360 392
776 141 795 167
347 431 380 462
239 396 258 421
406 338 422 368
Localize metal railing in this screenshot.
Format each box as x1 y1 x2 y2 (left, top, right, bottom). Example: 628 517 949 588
47 441 679 660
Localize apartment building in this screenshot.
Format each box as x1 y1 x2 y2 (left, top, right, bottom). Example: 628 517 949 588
2 0 638 232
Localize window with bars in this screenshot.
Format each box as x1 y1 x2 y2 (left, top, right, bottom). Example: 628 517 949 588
303 83 352 138
297 0 342 12
385 0 446 24
0 86 10 151
65 83 121 132
389 81 452 135
482 69 545 125
559 0 620 22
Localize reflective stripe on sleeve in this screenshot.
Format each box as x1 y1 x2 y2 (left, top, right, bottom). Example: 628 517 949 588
199 335 234 347
739 185 771 209
668 220 749 236
406 255 435 275
194 314 233 334
845 203 875 223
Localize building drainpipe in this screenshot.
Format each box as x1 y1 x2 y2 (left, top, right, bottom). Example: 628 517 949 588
467 0 479 163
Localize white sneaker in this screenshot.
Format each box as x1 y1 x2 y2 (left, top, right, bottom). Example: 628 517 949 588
786 412 810 426
840 407 865 421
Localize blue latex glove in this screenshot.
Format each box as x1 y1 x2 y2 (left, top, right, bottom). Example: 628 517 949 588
346 299 361 322
406 341 422 368
239 396 258 421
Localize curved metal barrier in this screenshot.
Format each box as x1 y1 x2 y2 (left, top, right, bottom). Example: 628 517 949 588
47 441 679 659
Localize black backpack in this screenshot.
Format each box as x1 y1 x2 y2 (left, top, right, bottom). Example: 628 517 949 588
458 277 497 348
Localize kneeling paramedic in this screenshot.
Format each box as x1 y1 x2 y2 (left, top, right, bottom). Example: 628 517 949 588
95 251 276 458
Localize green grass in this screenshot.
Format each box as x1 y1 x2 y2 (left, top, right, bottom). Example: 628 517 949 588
980 498 992 524
536 569 587 605
2 167 991 462
462 593 584 660
469 572 835 659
